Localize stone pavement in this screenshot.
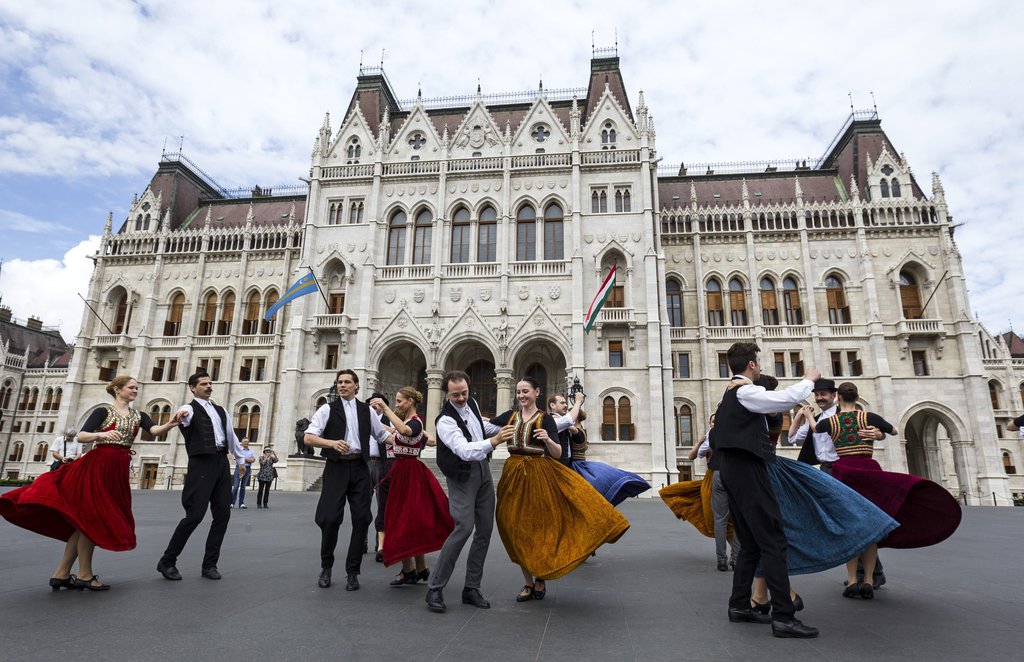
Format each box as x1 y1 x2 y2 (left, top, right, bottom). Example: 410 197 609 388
1 488 1021 662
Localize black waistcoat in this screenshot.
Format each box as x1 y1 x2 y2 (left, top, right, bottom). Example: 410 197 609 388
709 386 774 462
319 398 372 462
435 398 487 482
181 399 229 457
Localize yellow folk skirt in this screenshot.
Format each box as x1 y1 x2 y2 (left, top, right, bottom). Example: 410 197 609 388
496 454 630 580
658 470 730 539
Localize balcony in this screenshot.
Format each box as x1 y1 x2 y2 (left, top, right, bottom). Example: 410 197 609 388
827 324 857 337
94 333 130 348
313 314 352 331
156 336 185 348
896 319 943 337
706 326 753 340
192 335 230 348
236 334 276 347
762 325 810 338
441 262 500 278
581 149 639 166
376 264 434 280
320 163 374 180
510 260 570 276
600 307 635 325
510 153 571 169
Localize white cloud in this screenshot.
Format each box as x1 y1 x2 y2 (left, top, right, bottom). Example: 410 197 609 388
0 208 73 234
0 236 100 333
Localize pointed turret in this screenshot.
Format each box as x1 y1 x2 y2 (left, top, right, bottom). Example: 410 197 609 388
931 172 946 204
103 211 113 236
849 174 860 202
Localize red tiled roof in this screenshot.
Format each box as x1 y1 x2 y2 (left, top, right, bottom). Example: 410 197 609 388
181 198 305 230
658 172 842 208
1 319 72 368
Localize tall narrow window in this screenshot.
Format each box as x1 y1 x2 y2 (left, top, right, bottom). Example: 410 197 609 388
346 137 361 164
891 178 901 197
478 205 497 262
608 340 624 367
989 380 1001 409
677 405 693 446
165 292 185 336
783 277 803 324
603 259 625 308
706 279 724 326
42 388 54 411
242 291 260 335
729 278 748 326
217 291 235 335
111 291 129 335
718 353 730 378
516 205 536 261
28 388 38 410
543 203 564 260
666 279 683 327
790 351 804 377
261 290 279 334
760 277 779 325
235 404 261 445
825 275 850 324
848 351 863 376
880 178 890 198
913 351 929 376
450 207 471 263
386 211 407 265
412 209 433 264
349 200 364 224
618 396 633 440
676 353 690 378
591 190 600 213
899 271 923 319
328 292 345 314
52 388 62 411
831 351 844 377
602 397 616 440
198 292 217 336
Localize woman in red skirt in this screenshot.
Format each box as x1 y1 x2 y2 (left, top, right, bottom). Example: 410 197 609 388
370 387 454 586
0 375 179 591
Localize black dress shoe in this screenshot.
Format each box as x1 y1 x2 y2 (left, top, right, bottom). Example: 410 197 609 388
426 587 446 612
157 560 182 581
716 561 729 572
858 582 874 599
872 572 886 589
792 594 805 611
375 550 384 563
345 574 360 591
728 607 771 624
201 567 222 580
750 601 770 615
772 618 819 638
462 588 490 609
318 568 332 588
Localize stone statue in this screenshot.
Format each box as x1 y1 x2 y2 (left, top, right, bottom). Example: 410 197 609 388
294 418 312 456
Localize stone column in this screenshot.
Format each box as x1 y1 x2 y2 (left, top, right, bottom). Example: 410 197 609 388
425 370 444 438
495 369 515 414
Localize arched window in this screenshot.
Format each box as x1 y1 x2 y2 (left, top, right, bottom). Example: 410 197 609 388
516 205 536 261
28 388 38 410
386 210 407 265
602 397 616 440
349 199 364 224
142 404 173 441
890 178 901 197
346 137 361 164
666 279 683 327
242 291 261 335
198 292 218 336
450 207 471 263
783 277 803 324
601 256 625 308
18 387 31 410
825 275 850 324
988 381 1001 409
618 396 633 440
760 277 779 325
164 292 185 336
8 441 24 462
33 442 49 463
52 388 62 411
899 271 923 319
600 395 633 440
111 290 130 335
543 203 564 260
1003 451 1017 475
478 205 497 263
315 395 329 409
261 290 279 334
42 388 54 411
217 291 235 335
235 404 261 445
412 209 433 264
729 278 748 326
880 178 890 198
677 404 693 447
0 381 14 410
706 278 724 327
135 214 144 231
328 202 340 225
601 122 617 147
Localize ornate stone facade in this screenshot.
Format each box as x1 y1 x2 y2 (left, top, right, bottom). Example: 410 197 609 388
47 55 1021 504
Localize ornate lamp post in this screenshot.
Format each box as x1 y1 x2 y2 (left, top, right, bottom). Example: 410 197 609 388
568 375 584 405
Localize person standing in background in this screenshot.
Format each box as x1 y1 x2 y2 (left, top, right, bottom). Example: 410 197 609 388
230 438 256 509
50 428 82 471
255 447 278 509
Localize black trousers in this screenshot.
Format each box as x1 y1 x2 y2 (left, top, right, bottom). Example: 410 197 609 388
314 458 372 575
257 480 272 507
162 453 232 570
369 458 395 534
717 448 795 622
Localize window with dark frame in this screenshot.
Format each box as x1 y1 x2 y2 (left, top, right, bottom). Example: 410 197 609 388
608 340 624 367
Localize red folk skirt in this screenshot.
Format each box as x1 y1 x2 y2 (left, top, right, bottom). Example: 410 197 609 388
380 456 455 567
0 444 136 551
831 455 962 549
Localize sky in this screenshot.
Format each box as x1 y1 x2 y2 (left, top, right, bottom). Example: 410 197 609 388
1 0 1022 339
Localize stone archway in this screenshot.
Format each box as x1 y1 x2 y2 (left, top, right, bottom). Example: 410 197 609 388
902 405 970 499
444 340 499 417
511 339 568 409
375 341 428 418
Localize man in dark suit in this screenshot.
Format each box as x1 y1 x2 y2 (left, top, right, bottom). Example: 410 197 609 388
303 369 391 591
158 371 247 581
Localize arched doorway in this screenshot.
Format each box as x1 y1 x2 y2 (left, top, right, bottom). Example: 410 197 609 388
444 340 498 417
511 339 568 409
376 341 429 418
903 407 968 496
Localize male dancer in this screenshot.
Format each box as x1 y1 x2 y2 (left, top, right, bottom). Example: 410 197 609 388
425 370 513 613
547 393 584 467
711 342 820 638
158 371 246 581
304 369 391 591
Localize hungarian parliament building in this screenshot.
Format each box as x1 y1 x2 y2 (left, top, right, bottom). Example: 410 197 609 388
1 53 1021 505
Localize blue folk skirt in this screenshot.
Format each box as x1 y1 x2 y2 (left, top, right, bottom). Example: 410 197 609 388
571 460 651 506
762 456 899 575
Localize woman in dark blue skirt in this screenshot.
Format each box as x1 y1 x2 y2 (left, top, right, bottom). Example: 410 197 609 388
566 411 650 506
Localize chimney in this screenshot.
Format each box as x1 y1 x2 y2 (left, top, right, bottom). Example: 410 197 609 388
0 306 11 323
26 316 43 331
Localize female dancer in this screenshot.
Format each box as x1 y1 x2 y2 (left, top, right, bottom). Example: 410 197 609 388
370 387 454 586
0 375 179 591
491 376 629 602
556 405 651 505
816 381 962 598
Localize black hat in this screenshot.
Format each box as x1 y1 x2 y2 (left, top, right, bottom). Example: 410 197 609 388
813 378 837 392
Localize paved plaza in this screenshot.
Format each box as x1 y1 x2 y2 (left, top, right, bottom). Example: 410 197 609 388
1 488 1021 662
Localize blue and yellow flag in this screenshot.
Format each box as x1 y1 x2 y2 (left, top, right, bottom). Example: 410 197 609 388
264 273 318 321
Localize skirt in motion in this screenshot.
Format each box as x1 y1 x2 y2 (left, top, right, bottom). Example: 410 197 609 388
496 454 629 580
831 455 961 548
659 471 717 538
380 457 455 566
572 459 651 506
0 444 136 551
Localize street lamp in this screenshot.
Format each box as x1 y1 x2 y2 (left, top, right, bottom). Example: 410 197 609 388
568 375 584 405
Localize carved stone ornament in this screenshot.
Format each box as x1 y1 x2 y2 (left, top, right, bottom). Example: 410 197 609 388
397 317 408 329
518 285 530 300
549 286 561 300
383 289 396 304
346 242 356 253
450 287 462 302
584 234 594 244
413 288 425 303
480 286 492 301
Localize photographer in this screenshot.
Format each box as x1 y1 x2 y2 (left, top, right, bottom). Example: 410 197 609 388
49 428 82 471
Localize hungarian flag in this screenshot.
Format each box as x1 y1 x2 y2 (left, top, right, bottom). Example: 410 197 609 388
584 264 616 333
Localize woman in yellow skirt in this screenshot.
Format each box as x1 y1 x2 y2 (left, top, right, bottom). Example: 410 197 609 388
491 376 630 602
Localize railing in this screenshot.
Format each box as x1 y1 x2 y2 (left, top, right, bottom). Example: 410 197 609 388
4 354 27 369
396 86 587 111
192 335 230 347
447 157 503 173
382 161 441 176
321 164 374 179
815 109 879 169
511 153 571 169
236 335 276 346
313 314 351 329
707 326 753 339
762 325 810 338
157 336 185 347
600 307 635 324
441 262 500 278
669 327 692 341
896 319 943 335
376 264 434 280
657 156 815 177
983 358 1024 368
581 150 639 165
827 324 856 337
94 334 129 347
510 260 569 276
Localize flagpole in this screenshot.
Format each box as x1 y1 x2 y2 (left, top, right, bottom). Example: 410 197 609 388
77 293 115 334
307 267 330 308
